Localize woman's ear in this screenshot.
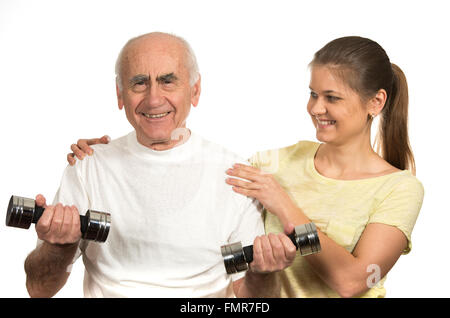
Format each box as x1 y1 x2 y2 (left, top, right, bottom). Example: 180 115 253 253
368 88 387 117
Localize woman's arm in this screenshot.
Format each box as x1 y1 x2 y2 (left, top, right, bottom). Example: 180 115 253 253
226 164 407 297
277 203 406 297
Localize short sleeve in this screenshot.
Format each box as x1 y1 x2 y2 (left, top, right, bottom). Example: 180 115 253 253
52 163 91 213
35 163 91 268
228 196 265 281
248 150 280 174
249 153 260 168
368 177 424 254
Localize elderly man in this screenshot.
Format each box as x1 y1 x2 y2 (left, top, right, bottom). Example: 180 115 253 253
24 32 296 298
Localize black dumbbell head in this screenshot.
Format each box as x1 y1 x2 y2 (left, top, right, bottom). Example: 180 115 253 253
82 210 111 242
295 223 321 256
221 242 250 274
6 195 35 229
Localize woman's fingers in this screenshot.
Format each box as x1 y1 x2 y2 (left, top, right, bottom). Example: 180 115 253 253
225 177 261 190
67 153 76 166
71 143 86 160
66 135 110 165
226 164 265 182
77 139 94 156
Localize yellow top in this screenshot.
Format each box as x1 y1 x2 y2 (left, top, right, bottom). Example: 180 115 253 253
250 140 424 298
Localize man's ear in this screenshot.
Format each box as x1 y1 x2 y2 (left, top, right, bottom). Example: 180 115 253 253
116 82 124 110
191 74 201 107
368 88 387 116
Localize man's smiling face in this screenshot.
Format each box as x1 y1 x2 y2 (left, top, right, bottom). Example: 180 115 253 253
116 33 201 150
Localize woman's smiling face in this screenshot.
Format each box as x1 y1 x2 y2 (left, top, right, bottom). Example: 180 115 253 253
307 65 372 146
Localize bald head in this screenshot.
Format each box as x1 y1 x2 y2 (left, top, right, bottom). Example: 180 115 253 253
115 32 200 91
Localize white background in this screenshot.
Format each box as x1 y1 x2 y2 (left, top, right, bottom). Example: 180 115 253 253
0 0 449 298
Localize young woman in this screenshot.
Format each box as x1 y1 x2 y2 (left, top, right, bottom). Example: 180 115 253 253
67 36 424 298
225 36 424 298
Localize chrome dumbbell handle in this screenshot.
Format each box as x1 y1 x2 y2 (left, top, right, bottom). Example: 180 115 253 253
6 195 111 243
221 222 321 274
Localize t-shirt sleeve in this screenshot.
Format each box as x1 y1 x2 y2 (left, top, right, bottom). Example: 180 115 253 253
52 164 91 213
248 149 280 174
368 177 424 254
228 196 265 282
36 163 91 268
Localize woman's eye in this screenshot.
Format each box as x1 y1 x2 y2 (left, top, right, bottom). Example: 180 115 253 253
326 95 340 102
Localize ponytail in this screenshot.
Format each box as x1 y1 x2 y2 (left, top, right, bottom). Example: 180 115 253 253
375 64 416 174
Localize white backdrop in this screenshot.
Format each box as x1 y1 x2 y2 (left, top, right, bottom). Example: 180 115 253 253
1 0 449 298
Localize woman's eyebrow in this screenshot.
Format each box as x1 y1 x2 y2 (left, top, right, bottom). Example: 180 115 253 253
309 87 341 95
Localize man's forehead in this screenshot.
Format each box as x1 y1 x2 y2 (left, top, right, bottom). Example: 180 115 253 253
123 40 187 76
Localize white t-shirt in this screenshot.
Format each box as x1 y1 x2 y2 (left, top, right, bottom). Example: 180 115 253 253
48 130 264 297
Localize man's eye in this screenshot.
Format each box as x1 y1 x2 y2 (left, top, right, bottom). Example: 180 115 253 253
160 78 175 85
131 81 148 92
310 91 318 98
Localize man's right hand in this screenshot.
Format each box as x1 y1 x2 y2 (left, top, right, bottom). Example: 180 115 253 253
67 135 110 166
35 194 82 245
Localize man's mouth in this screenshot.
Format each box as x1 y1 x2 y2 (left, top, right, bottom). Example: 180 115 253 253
140 111 171 119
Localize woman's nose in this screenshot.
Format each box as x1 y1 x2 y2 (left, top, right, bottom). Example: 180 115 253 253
309 98 327 116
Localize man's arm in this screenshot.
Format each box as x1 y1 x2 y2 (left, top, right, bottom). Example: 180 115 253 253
233 272 280 298
25 241 78 297
24 195 82 297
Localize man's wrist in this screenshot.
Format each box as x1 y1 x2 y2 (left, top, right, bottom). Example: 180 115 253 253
244 270 280 297
41 241 79 261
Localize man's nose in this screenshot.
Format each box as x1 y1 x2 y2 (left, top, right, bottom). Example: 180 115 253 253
146 83 165 106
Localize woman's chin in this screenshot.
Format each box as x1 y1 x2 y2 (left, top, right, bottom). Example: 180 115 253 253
316 132 333 143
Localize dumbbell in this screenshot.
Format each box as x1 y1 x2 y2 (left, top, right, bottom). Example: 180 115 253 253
6 195 111 243
221 222 321 274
